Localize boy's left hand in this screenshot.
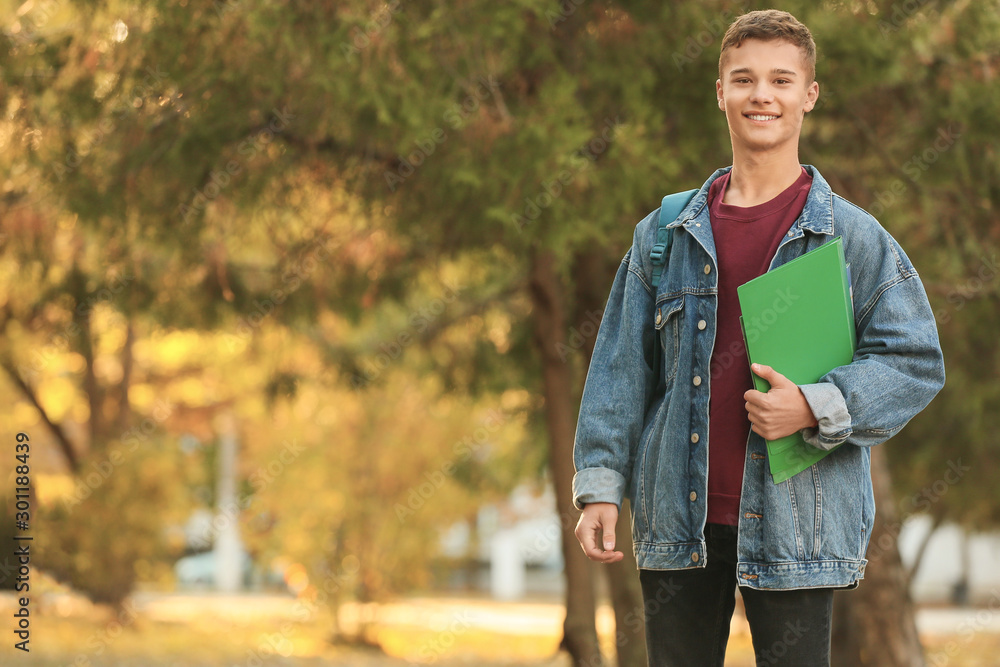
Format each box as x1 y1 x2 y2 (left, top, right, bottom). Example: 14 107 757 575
744 363 819 440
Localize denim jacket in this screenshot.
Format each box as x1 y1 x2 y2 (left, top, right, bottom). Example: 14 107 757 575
572 165 945 590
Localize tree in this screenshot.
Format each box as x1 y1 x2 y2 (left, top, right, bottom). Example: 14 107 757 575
4 0 999 663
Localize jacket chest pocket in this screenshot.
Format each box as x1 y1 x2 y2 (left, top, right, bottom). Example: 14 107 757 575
654 297 684 385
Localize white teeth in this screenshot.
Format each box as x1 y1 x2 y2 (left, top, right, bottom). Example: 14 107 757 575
747 114 778 121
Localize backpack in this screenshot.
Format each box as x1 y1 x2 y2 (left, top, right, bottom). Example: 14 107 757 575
648 189 698 383
649 189 699 288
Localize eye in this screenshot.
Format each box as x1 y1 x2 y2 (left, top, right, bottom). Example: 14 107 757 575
774 78 791 84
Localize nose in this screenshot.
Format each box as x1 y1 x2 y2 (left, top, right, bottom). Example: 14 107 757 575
750 82 774 105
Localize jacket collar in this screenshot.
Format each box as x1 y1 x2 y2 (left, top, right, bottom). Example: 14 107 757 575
669 164 836 237
797 165 836 236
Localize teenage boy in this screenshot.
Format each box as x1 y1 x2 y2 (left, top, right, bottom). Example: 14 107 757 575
571 9 945 666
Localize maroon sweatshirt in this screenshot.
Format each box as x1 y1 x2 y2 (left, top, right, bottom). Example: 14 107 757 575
705 167 813 525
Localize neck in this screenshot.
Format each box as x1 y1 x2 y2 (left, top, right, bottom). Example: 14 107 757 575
723 151 803 207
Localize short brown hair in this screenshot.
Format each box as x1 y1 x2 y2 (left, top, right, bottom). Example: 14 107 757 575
719 10 816 82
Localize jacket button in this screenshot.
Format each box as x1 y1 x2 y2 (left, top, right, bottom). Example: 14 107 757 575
692 375 702 386
655 309 662 326
691 552 700 562
689 491 697 502
690 433 700 444
703 264 711 275
697 319 707 330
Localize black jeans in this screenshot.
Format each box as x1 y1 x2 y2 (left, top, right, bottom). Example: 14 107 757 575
639 523 833 667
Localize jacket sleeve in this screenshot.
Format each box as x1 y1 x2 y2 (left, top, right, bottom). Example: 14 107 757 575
572 221 660 510
798 238 945 450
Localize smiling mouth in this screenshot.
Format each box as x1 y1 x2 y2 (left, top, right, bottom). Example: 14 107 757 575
745 113 780 122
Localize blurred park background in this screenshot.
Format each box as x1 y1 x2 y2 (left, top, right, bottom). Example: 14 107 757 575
0 0 998 665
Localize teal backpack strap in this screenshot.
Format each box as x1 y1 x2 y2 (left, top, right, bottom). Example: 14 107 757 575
650 189 699 287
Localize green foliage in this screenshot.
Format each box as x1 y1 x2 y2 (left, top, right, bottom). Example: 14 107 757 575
35 440 192 608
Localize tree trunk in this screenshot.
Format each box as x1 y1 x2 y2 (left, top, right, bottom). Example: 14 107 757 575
573 248 647 667
70 262 103 450
529 248 603 667
831 445 925 666
606 499 646 666
116 319 135 434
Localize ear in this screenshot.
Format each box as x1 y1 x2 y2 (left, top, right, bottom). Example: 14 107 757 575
803 80 819 113
717 79 725 111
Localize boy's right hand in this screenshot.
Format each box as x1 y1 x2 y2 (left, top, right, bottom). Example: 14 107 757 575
574 502 625 563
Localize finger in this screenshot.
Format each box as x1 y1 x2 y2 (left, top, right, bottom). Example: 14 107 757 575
602 529 616 553
597 509 617 552
590 537 625 563
596 511 625 563
752 421 779 440
575 516 600 553
583 531 624 563
576 516 608 560
577 514 624 563
591 513 622 560
752 363 788 387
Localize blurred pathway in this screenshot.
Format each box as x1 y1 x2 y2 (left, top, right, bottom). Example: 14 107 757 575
124 591 1000 636
14 590 999 636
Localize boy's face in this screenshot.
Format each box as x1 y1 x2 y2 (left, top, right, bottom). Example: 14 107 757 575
716 38 819 157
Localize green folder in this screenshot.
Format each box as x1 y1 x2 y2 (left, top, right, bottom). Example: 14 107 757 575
737 237 856 483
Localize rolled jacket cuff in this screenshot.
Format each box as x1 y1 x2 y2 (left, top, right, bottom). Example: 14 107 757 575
572 467 627 511
799 382 853 451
